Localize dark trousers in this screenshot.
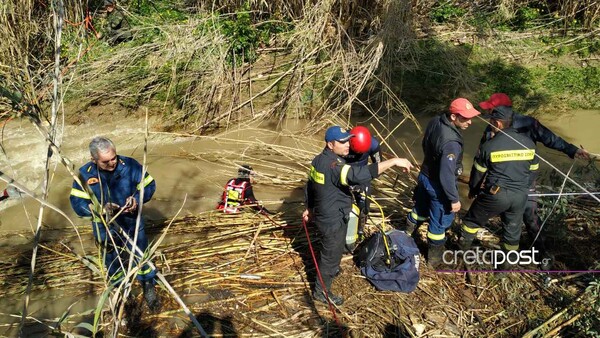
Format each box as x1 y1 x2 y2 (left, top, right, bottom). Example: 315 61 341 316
463 188 527 248
523 189 548 251
92 219 157 285
315 215 347 292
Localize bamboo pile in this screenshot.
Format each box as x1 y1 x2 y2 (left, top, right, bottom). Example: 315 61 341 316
2 155 599 337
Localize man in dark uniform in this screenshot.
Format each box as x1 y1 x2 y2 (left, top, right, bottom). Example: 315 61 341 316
460 107 538 270
303 126 412 305
478 93 590 268
405 98 480 268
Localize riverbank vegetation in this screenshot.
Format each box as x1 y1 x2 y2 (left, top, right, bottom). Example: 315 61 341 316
1 1 599 130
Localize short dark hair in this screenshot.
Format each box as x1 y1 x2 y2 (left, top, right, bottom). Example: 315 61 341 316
238 165 253 179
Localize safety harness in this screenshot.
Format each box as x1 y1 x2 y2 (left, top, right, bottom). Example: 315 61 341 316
220 179 249 213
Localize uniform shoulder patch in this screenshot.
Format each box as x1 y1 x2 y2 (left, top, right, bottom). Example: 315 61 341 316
87 177 99 185
330 160 341 168
447 154 456 161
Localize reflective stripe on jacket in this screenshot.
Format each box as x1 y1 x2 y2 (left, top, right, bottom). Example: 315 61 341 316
305 148 378 222
470 127 538 194
69 155 156 229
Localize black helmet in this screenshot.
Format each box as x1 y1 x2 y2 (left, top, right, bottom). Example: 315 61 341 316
238 165 253 179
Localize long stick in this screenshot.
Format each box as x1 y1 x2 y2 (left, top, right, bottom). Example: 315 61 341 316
20 1 64 334
113 223 209 337
529 192 600 197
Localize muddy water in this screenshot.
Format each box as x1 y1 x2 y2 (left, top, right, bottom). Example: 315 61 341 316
0 118 314 240
1 109 598 335
0 117 318 336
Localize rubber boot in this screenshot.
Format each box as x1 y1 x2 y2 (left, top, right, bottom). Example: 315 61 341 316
532 238 554 271
313 284 344 306
427 243 445 269
142 280 160 312
495 248 516 272
538 251 554 271
404 218 417 236
458 234 475 251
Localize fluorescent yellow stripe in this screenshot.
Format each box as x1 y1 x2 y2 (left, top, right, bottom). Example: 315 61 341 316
503 243 519 251
70 188 91 199
490 149 535 163
462 223 479 234
351 204 360 215
427 231 445 241
110 271 124 281
309 166 324 185
340 165 351 186
411 211 428 221
137 174 154 190
474 162 487 173
137 266 154 276
529 163 539 171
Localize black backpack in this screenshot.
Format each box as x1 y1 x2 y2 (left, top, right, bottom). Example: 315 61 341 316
358 229 420 293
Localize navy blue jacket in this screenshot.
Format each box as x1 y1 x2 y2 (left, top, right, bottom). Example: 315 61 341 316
481 109 578 158
305 148 379 222
420 114 463 204
345 137 382 166
70 155 156 229
470 128 538 194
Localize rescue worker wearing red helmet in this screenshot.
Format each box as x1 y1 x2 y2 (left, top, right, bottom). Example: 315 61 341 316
303 125 412 305
217 165 272 214
474 93 590 270
405 98 480 268
345 126 381 240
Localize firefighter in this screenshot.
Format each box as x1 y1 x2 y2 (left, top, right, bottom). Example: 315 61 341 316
217 165 271 214
460 106 538 270
345 126 382 241
478 93 590 269
303 125 412 305
405 98 480 268
69 136 159 311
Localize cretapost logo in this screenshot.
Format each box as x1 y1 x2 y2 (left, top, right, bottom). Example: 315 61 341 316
442 247 550 269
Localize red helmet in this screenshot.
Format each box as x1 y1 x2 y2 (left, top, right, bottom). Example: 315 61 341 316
349 126 372 153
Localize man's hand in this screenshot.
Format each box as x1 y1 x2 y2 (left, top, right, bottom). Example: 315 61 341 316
302 209 311 223
575 147 591 160
394 158 413 172
123 196 138 214
450 201 461 213
103 202 120 216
